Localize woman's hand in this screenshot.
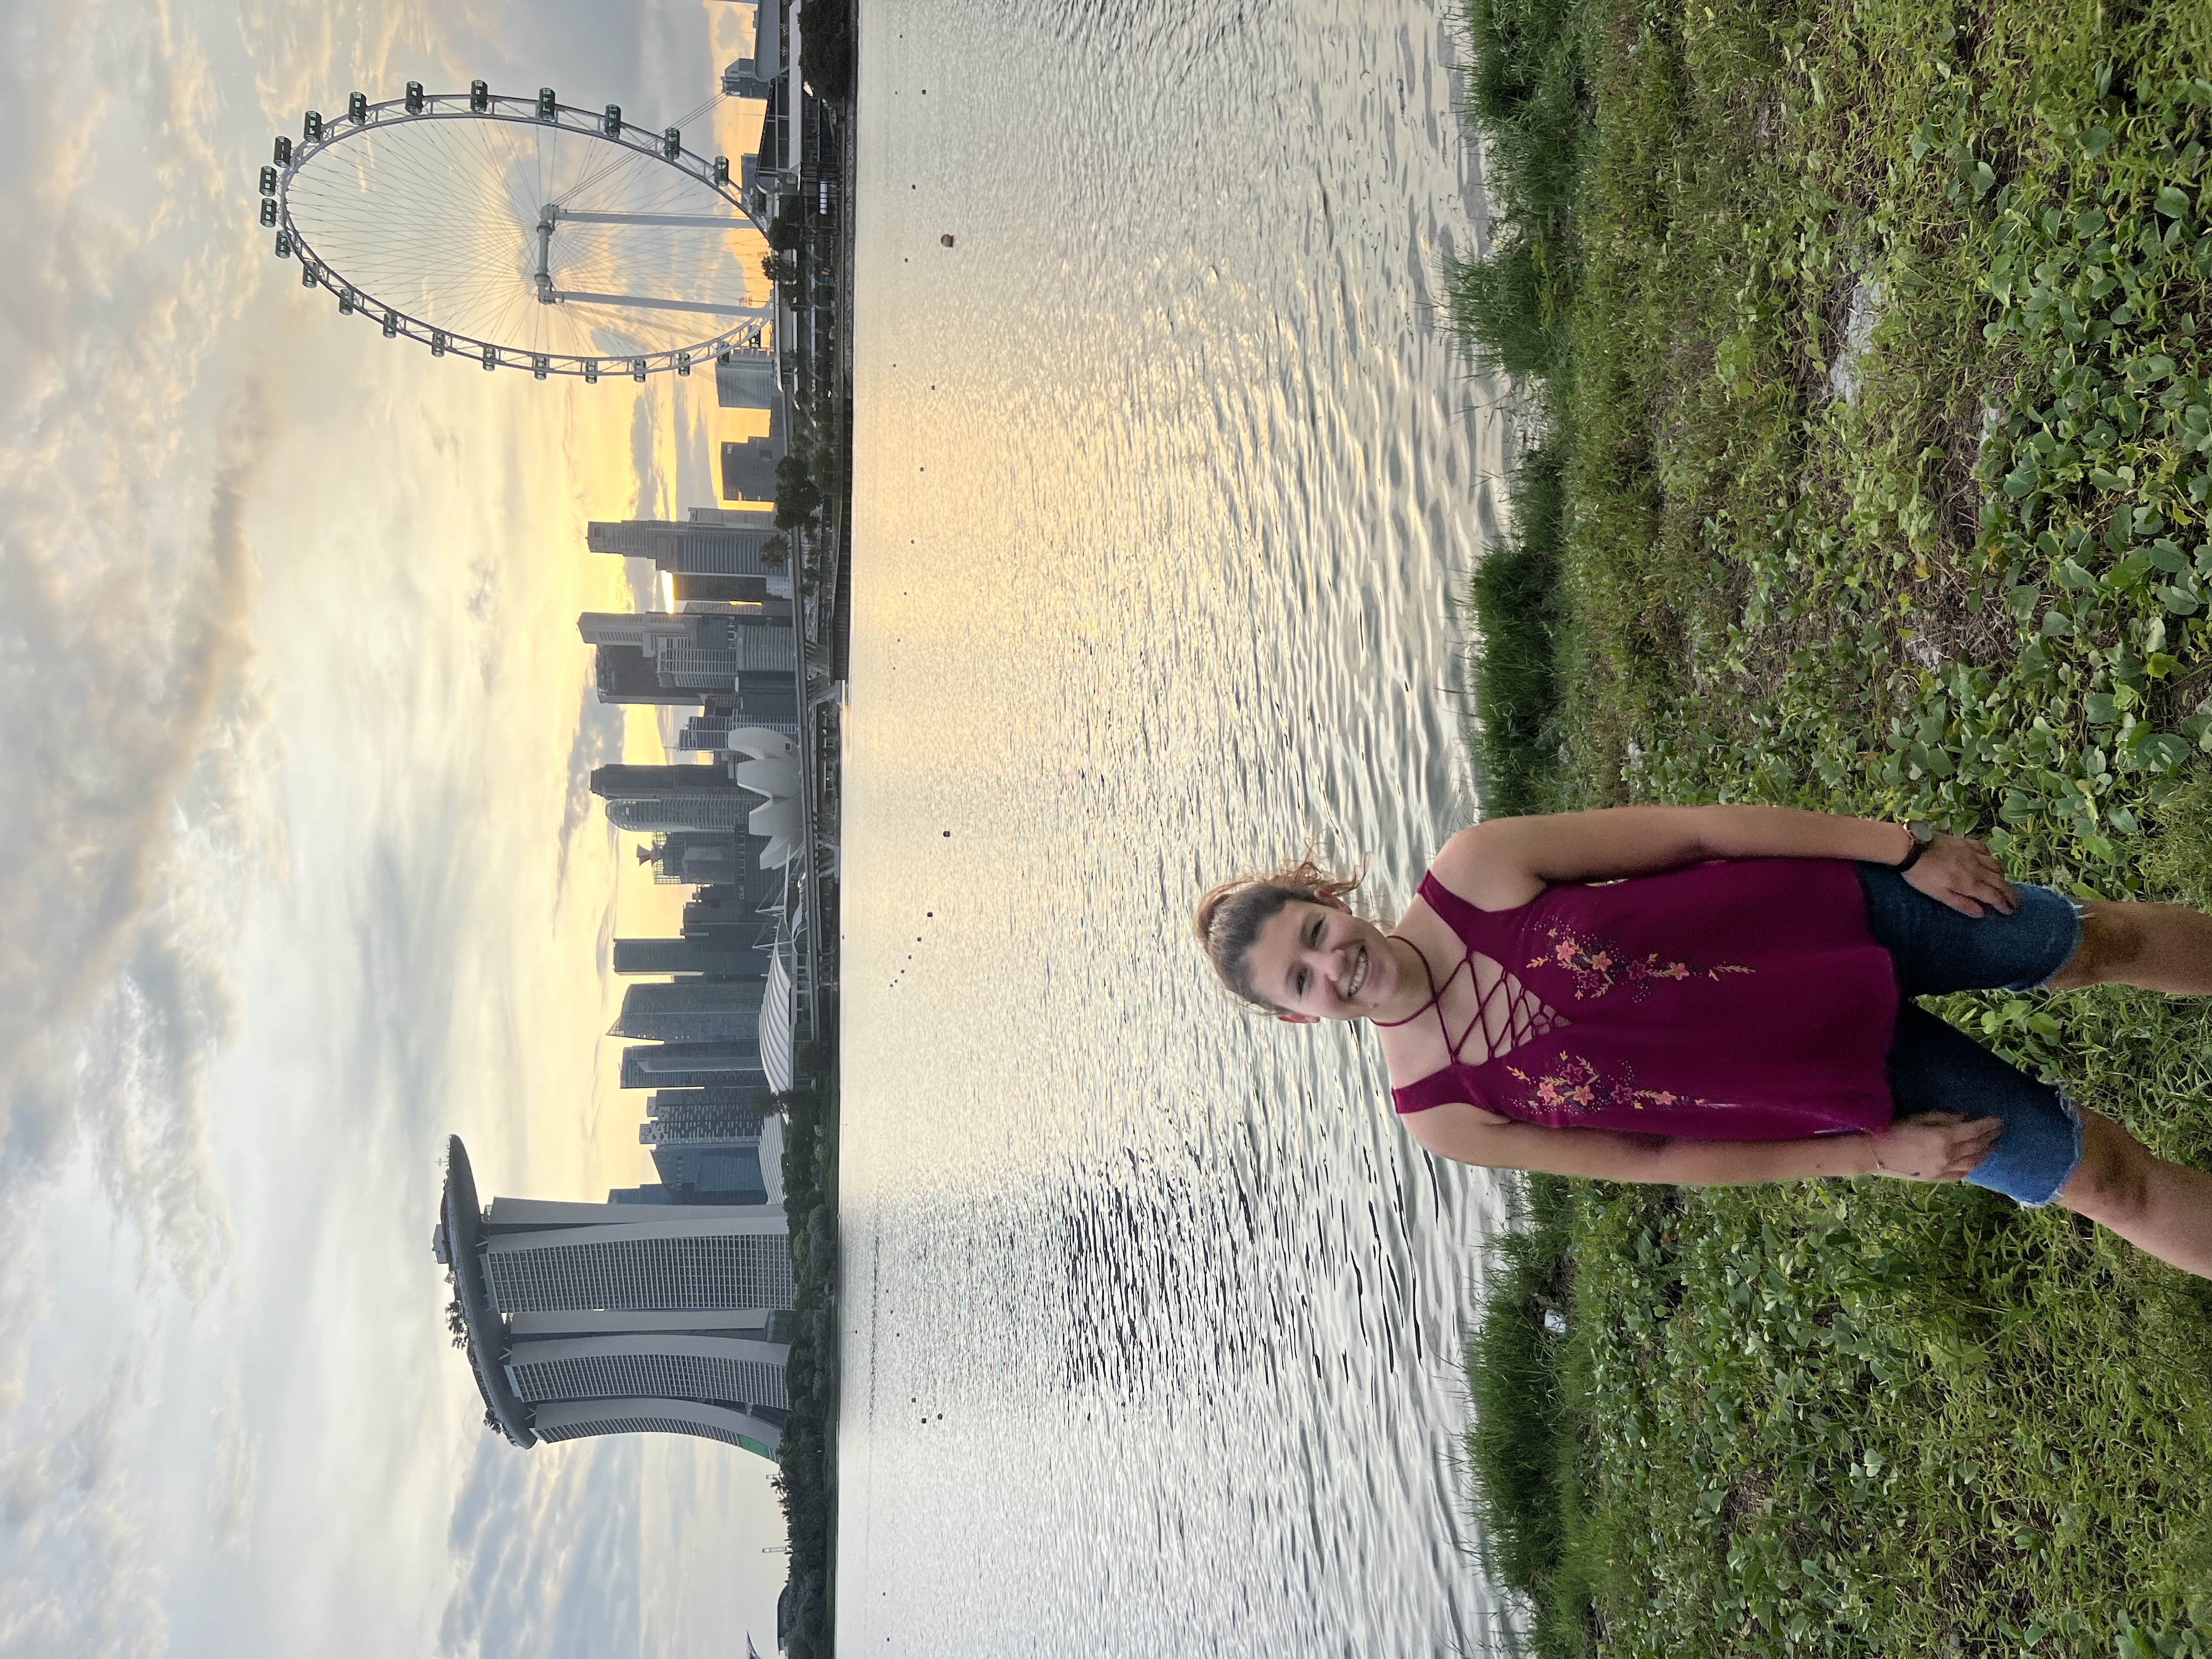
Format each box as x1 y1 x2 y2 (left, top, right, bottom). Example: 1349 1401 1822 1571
1870 1111 2006 1182
1904 833 2019 918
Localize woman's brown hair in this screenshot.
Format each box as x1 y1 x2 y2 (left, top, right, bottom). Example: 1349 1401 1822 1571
1193 853 1366 1009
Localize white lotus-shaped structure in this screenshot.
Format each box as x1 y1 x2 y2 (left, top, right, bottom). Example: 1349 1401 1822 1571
734 757 800 797
726 728 803 868
726 727 795 761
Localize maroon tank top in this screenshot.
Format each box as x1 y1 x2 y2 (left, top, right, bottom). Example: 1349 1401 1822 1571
1385 858 1898 1141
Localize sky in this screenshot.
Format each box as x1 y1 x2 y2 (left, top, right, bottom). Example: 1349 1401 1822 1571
0 2 790 1654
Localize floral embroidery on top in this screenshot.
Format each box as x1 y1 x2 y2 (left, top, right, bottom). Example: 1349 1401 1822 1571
1504 1053 1742 1121
1530 922 1752 1002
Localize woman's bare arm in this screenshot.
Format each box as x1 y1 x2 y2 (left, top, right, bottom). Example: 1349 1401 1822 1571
1431 805 1910 909
1431 805 2015 917
1401 1102 2006 1186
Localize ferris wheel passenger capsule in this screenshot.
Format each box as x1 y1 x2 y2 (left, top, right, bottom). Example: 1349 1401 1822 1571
482 344 498 371
470 80 489 112
383 312 399 338
632 358 648 382
300 259 316 287
405 81 425 115
537 88 557 121
533 354 550 380
258 197 278 228
675 352 692 376
583 360 599 385
714 156 730 185
603 104 622 136
348 92 368 124
302 110 323 142
273 230 291 258
663 127 682 161
272 135 291 165
337 289 354 315
258 166 278 196
430 330 448 358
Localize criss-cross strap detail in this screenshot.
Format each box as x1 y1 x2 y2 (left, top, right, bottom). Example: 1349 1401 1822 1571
1379 932 1565 1069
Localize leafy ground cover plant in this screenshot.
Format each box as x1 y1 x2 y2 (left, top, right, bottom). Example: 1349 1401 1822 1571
1449 0 2212 1651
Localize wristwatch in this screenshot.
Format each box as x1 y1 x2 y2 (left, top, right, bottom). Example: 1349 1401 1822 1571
1893 820 1937 872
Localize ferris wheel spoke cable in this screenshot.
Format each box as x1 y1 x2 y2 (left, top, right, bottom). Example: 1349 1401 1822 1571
295 183 521 285
555 96 725 208
293 136 531 289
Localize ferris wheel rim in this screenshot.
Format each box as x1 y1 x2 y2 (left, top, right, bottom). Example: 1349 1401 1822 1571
273 89 773 381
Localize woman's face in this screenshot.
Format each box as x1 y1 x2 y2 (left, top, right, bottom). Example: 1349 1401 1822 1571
1246 896 1406 1022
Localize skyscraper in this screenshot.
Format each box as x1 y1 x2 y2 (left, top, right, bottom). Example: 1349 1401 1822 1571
434 1138 793 1459
686 873 788 923
672 572 773 605
478 1203 792 1312
579 610 796 692
610 977 761 1044
713 346 780 410
637 830 748 885
646 1093 768 1139
619 1040 769 1092
675 710 802 754
592 763 755 834
589 517 781 577
720 437 780 504
646 1141 769 1205
613 934 776 977
593 645 712 707
721 57 775 103
608 797 752 834
613 935 772 976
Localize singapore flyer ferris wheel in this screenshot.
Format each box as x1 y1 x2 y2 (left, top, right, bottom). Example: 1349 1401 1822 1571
257 81 771 382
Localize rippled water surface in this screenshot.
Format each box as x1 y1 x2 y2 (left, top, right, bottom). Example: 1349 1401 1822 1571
843 2 1514 1651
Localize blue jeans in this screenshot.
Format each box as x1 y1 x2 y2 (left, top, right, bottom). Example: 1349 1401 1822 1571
1856 864 2087 1207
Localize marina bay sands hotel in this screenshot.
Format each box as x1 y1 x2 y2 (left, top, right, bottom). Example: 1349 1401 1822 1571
433 1137 793 1458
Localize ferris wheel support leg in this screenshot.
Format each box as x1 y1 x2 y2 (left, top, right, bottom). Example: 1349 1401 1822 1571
548 207 754 230
545 290 771 319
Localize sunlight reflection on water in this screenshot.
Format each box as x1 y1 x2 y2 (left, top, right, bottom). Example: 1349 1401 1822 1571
840 1 1519 1650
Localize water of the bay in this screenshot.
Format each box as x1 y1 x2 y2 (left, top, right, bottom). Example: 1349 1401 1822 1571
842 2 1515 1651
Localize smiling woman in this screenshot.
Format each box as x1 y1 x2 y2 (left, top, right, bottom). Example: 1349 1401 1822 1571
1199 802 2212 1282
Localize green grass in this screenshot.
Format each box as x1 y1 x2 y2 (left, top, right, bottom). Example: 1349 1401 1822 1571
1448 0 2212 1650
1452 0 1592 806
770 1059 839 1659
1468 443 1572 815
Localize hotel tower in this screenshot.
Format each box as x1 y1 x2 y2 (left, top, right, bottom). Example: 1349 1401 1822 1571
434 1136 794 1458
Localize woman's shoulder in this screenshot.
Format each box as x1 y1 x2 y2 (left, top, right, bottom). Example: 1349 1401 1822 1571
1423 825 1551 914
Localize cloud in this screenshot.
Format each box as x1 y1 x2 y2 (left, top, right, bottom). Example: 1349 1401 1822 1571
0 391 266 1656
0 0 275 1299
437 1439 643 1659
0 0 277 1644
0 397 267 1299
206 1365 258 1558
0 1364 167 1659
556 689 628 894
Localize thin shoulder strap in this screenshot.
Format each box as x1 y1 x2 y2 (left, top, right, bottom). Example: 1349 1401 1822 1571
1391 1070 1472 1114
1415 871 1491 939
1378 941 1464 1114
1373 938 1444 1029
